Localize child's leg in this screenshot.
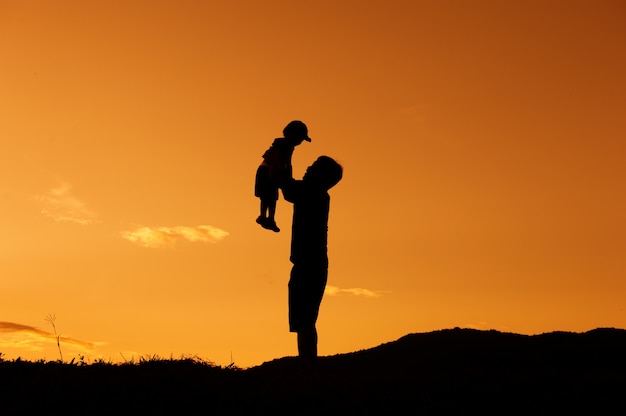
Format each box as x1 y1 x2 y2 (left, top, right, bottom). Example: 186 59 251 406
264 199 279 232
267 199 277 221
257 199 268 225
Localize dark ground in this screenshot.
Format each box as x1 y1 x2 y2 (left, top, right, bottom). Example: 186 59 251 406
1 328 625 415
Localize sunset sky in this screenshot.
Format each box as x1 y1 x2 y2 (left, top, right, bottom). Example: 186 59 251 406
1 0 625 368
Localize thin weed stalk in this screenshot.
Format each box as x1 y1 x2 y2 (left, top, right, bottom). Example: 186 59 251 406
45 313 63 362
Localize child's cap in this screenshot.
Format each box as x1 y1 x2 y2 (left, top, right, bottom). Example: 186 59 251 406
283 120 311 142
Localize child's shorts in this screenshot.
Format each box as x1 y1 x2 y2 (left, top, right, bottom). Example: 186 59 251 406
255 165 278 201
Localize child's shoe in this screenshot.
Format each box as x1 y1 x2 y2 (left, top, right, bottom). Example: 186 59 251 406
257 216 280 232
264 220 280 233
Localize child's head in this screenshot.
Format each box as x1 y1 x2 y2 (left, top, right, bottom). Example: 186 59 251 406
303 156 343 190
283 120 311 145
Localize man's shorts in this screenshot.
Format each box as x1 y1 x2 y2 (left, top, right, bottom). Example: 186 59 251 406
254 165 278 201
288 263 328 332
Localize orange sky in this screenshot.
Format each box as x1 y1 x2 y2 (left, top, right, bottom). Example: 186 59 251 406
1 0 625 368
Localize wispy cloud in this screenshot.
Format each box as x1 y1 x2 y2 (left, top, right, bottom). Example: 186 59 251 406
35 182 97 225
121 225 229 248
325 285 387 298
0 321 96 352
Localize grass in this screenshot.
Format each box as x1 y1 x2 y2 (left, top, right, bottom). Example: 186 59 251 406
1 328 625 414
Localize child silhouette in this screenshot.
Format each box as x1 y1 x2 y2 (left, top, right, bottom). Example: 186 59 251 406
254 120 311 232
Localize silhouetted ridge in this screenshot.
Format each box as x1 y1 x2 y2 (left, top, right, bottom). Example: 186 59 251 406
2 328 625 414
254 327 626 372
325 327 626 367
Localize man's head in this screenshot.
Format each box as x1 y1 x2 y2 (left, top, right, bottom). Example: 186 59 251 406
303 156 343 190
283 120 311 143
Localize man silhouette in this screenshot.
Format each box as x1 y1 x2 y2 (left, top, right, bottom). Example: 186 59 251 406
280 156 343 373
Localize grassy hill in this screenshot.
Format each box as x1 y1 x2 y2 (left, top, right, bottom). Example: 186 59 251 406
1 328 625 414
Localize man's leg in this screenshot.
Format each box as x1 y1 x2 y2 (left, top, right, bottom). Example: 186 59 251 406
297 325 317 370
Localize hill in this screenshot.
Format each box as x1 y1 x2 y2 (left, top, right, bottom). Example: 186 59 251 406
1 328 625 414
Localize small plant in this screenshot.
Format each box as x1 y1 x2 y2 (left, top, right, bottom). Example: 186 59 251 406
45 313 63 362
77 354 88 366
225 351 236 369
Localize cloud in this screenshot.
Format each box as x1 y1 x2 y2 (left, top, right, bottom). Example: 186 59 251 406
0 321 96 352
325 285 387 298
35 182 97 225
121 225 229 248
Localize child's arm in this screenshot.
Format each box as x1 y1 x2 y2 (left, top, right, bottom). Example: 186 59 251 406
268 143 293 183
280 176 300 203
